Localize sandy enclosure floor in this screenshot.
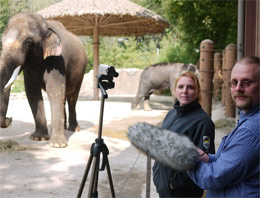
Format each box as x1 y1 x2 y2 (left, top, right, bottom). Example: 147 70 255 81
0 94 229 198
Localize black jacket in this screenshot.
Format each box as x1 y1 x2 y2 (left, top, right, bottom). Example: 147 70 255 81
153 100 215 197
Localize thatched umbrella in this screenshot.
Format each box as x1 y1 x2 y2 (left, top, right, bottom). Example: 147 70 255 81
38 0 169 100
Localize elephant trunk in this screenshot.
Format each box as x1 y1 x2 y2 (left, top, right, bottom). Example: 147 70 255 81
0 66 11 128
0 88 11 128
0 53 21 128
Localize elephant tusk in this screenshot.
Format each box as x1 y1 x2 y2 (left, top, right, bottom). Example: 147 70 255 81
4 65 21 92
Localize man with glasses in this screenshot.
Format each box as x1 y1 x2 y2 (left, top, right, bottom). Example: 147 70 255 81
189 56 260 197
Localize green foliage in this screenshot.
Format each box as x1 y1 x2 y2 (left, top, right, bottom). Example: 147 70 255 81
12 75 24 93
0 0 10 47
100 36 159 69
161 0 238 63
81 36 165 71
0 0 8 29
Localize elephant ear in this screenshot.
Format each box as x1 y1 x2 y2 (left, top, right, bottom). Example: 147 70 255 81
43 28 62 59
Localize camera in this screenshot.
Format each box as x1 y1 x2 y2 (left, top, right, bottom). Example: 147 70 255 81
98 64 119 77
97 64 119 97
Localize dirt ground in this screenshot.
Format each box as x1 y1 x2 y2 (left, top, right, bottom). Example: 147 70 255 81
0 93 231 198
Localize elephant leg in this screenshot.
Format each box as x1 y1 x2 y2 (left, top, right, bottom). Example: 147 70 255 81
67 92 80 132
44 66 67 148
48 94 67 148
131 82 151 110
144 94 152 111
24 72 49 141
170 81 176 105
131 94 143 110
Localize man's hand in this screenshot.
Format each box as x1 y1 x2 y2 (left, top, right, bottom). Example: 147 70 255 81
169 182 174 190
197 148 209 163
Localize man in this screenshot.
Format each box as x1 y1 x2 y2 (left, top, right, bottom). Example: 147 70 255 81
189 56 260 197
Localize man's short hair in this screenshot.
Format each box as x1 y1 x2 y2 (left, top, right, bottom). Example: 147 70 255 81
237 56 260 66
237 56 260 78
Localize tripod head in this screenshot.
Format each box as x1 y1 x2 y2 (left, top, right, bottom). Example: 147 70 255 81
97 65 119 99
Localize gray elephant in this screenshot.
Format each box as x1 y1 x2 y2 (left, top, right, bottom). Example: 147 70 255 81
0 13 87 148
131 63 199 110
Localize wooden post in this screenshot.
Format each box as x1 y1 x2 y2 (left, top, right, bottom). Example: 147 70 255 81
213 53 222 101
146 156 151 198
224 44 236 118
199 39 214 117
221 50 226 107
93 17 100 100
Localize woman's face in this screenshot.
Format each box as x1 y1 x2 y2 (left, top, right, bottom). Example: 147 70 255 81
175 76 197 106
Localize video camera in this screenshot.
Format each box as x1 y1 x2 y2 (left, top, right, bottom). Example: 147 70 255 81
97 64 119 98
98 64 119 78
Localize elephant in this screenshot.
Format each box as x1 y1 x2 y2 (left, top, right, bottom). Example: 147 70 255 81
0 13 87 148
131 63 199 111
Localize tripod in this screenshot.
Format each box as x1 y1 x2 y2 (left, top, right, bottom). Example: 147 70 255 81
77 74 117 198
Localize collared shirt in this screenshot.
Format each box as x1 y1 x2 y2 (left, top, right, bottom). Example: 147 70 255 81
189 104 260 197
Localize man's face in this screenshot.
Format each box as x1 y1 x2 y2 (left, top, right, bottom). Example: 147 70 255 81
230 63 259 111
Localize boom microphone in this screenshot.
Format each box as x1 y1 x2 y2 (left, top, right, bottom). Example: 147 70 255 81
127 122 199 171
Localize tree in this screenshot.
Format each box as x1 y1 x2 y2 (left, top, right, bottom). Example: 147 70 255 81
134 0 238 63
162 0 238 63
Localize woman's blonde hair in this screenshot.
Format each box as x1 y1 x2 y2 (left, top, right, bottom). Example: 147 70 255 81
174 71 202 103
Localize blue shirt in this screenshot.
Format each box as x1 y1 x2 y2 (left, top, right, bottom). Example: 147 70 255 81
189 104 260 197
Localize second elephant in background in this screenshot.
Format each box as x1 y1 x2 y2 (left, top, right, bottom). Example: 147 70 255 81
131 63 199 110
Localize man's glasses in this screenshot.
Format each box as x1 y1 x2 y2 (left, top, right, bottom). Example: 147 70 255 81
229 80 257 88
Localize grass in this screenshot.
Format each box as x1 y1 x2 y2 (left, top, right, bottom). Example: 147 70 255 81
0 139 25 151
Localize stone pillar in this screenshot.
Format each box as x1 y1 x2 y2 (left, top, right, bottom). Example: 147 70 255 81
199 39 214 117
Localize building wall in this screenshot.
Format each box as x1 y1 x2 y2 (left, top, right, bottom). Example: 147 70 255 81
244 0 259 57
245 0 256 56
256 0 260 57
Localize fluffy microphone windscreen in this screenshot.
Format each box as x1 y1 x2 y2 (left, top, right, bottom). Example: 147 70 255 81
127 122 199 171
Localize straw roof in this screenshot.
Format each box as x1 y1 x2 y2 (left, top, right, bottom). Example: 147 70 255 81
38 0 170 36
38 0 170 100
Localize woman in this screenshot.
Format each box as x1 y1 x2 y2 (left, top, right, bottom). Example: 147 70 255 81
153 71 215 197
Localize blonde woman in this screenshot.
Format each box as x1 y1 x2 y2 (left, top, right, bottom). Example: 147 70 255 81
153 71 215 197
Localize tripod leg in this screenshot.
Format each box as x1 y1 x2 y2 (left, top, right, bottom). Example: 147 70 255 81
88 156 100 198
106 158 116 198
92 156 101 197
77 153 94 198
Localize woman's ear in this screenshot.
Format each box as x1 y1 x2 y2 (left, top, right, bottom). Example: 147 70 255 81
42 28 62 59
